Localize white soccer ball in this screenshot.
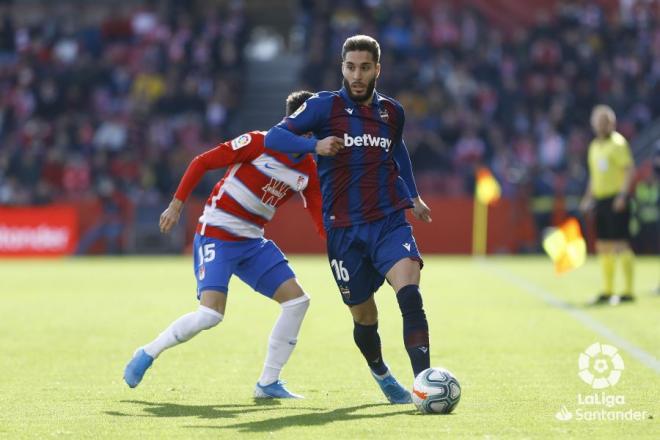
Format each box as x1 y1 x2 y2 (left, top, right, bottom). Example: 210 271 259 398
412 367 461 414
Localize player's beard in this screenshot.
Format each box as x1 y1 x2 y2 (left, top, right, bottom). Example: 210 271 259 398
343 77 376 104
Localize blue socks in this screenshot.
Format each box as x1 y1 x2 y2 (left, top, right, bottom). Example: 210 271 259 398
396 284 430 377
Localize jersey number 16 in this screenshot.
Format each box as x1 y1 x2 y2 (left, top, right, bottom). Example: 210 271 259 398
330 259 350 282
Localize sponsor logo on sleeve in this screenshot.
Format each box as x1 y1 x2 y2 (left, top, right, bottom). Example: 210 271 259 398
289 102 307 119
231 134 252 150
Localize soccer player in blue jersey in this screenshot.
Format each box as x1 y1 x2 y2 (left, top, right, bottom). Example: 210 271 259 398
265 35 432 404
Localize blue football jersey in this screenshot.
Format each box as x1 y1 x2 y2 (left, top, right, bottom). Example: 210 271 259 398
274 87 414 229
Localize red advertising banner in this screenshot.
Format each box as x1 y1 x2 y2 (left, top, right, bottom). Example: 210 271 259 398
0 205 78 256
184 195 538 254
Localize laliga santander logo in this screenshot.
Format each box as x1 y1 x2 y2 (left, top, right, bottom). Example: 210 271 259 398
554 342 647 422
578 343 625 389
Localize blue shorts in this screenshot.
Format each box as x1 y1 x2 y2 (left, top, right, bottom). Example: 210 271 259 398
326 209 423 305
192 234 295 299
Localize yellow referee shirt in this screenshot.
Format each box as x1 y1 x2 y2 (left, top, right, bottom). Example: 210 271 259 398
587 131 633 199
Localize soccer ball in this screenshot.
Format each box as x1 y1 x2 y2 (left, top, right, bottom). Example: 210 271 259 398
412 367 461 414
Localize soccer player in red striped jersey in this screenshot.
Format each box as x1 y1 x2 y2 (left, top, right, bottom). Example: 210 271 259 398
124 91 323 399
266 35 432 404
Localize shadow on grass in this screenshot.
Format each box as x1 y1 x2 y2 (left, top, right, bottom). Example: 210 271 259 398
186 403 414 433
105 399 304 420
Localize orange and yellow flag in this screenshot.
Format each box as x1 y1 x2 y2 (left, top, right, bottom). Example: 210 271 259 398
475 168 501 205
542 217 586 274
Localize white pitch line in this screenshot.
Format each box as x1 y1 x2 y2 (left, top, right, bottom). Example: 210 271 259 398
481 261 660 375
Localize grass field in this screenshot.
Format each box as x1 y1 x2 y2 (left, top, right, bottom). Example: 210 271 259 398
0 255 658 439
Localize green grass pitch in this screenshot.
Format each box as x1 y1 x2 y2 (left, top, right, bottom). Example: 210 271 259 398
0 255 658 439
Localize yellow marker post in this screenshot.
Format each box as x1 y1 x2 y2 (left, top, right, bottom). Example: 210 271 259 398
472 168 501 256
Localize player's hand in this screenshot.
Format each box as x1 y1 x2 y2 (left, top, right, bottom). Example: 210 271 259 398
579 196 594 214
315 136 343 156
412 197 432 223
159 199 183 233
613 194 626 212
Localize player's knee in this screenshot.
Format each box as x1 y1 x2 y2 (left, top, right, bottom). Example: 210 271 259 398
271 276 304 301
281 293 310 313
350 305 378 325
197 305 223 329
388 260 421 291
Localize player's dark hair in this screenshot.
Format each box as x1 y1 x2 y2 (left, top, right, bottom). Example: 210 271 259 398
342 35 380 63
286 90 314 116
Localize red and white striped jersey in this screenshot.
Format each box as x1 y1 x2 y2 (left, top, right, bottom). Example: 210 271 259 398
174 130 324 241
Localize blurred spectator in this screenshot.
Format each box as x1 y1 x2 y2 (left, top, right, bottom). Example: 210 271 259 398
297 0 660 203
0 0 249 209
76 177 131 255
630 161 659 254
3 0 660 255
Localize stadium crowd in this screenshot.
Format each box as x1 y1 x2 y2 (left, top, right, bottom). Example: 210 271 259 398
0 0 658 252
0 0 249 207
298 0 659 198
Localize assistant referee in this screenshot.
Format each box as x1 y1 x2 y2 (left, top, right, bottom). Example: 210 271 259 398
580 105 636 305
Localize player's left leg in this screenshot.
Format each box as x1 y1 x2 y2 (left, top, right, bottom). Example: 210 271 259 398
234 240 309 398
594 197 635 305
611 240 635 304
256 276 310 398
611 199 635 303
385 258 430 378
373 210 429 379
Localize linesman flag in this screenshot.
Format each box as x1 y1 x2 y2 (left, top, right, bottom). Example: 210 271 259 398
542 217 587 274
475 168 501 205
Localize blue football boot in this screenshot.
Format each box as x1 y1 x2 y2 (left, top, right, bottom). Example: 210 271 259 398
123 349 154 388
371 370 412 404
254 380 303 399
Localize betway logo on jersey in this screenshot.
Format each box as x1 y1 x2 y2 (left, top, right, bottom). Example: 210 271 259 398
344 133 392 151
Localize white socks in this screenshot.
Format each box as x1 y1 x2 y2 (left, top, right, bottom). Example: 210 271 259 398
140 294 310 386
143 305 223 358
258 294 310 386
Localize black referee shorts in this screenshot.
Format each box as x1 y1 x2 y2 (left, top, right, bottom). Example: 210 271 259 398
595 196 630 241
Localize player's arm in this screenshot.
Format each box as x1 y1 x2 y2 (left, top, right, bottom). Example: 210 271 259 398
392 104 431 223
580 181 594 213
160 135 263 233
393 139 431 223
265 95 343 156
301 164 326 239
580 145 595 213
613 141 636 212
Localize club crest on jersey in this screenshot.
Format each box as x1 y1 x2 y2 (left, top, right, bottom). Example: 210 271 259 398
261 177 289 207
379 108 389 121
345 107 354 115
343 133 392 152
231 134 252 150
289 102 306 119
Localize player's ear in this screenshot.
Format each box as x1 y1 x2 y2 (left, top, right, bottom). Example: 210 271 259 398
375 62 381 78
